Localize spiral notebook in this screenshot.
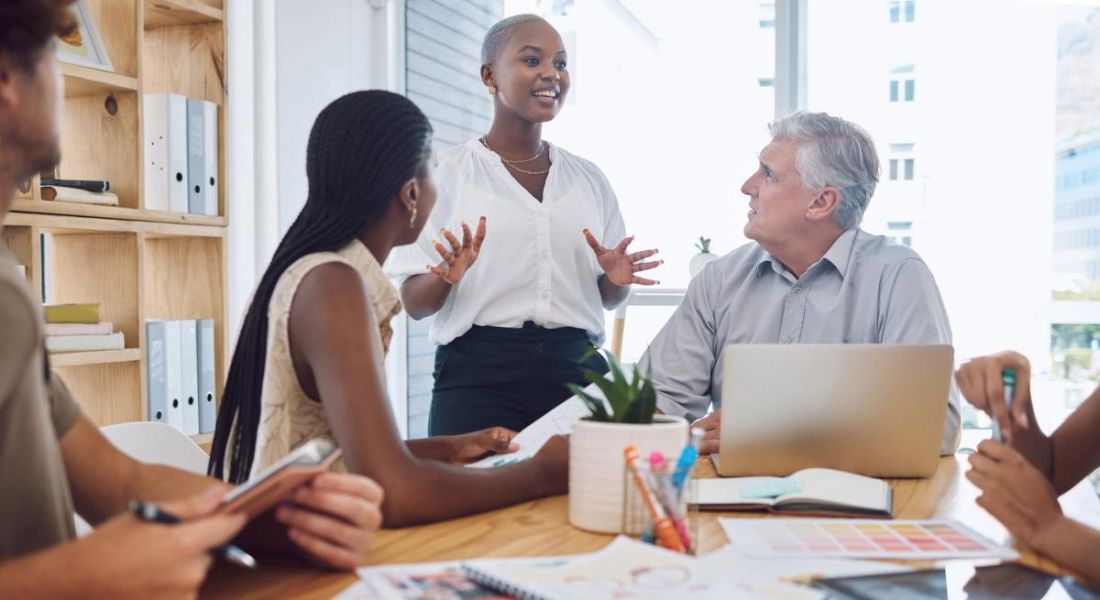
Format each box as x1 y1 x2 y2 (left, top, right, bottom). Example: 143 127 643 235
460 536 819 600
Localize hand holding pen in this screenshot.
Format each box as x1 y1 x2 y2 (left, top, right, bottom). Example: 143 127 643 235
130 501 257 569
60 487 246 599
955 351 1033 444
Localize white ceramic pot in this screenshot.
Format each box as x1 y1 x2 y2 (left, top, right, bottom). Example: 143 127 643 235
689 251 717 277
568 415 689 533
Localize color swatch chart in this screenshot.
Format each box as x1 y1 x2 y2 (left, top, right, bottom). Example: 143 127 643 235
720 519 1018 560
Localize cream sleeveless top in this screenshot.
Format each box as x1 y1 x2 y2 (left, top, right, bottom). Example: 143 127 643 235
248 239 401 478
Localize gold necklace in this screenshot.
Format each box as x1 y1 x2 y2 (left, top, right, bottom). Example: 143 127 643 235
480 137 551 176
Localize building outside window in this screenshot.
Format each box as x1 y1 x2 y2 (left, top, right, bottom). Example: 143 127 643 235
889 65 915 102
890 0 915 23
888 143 915 181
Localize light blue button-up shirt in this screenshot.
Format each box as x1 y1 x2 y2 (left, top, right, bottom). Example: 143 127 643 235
643 228 960 454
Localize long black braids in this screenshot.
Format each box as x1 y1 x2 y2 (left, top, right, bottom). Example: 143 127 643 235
208 90 433 483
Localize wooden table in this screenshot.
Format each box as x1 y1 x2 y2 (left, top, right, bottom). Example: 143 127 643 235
201 456 1100 599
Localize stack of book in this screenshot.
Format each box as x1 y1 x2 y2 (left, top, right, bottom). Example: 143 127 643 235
44 304 125 352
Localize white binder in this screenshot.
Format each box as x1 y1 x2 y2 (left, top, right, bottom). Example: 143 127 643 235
180 319 200 435
143 93 188 212
145 321 169 426
162 320 185 431
197 319 217 433
202 101 219 216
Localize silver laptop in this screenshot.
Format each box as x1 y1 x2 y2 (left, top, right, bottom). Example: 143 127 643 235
713 344 953 478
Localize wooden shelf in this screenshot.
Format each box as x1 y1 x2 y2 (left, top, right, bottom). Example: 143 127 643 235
50 348 142 368
145 0 223 28
10 200 225 232
60 63 139 98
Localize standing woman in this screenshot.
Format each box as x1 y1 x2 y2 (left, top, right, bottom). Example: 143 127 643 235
390 15 662 436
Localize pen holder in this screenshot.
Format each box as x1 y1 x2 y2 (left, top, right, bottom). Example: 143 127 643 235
622 454 699 555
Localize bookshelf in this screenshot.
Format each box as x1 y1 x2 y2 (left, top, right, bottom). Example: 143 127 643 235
5 0 228 449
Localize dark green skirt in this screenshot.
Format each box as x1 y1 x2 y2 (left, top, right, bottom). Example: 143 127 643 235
428 321 609 436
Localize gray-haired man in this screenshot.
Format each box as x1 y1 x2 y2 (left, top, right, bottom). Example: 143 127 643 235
645 111 960 455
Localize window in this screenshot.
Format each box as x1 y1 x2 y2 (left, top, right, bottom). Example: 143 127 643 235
888 143 915 181
759 2 775 28
890 65 915 103
887 221 914 247
889 0 915 23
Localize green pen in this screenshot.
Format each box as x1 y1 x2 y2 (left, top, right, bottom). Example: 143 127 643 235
993 368 1017 443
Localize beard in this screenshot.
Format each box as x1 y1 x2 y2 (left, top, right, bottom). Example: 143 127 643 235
24 136 61 178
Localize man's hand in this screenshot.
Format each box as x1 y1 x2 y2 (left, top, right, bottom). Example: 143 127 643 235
274 473 384 570
62 487 245 599
691 410 721 455
967 440 1063 551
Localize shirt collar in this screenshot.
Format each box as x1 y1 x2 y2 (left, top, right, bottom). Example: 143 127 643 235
753 228 860 281
340 239 402 320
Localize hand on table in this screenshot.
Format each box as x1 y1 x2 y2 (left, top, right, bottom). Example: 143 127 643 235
274 472 384 570
955 351 1032 444
691 410 721 455
967 439 1064 552
443 426 520 465
428 217 486 285
583 230 662 286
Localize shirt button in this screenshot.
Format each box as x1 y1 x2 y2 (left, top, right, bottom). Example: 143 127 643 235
793 287 802 294
543 291 551 298
783 337 792 344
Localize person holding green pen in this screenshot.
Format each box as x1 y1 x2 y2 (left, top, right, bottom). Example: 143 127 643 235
956 351 1100 580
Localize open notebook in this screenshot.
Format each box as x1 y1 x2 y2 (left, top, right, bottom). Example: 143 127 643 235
690 468 893 517
460 536 819 600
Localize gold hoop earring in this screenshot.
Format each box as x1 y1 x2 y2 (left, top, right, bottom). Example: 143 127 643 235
408 206 418 229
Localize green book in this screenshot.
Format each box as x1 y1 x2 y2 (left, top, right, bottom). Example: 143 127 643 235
44 303 100 324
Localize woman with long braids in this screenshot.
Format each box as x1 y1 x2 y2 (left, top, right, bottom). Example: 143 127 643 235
209 91 567 527
390 15 663 436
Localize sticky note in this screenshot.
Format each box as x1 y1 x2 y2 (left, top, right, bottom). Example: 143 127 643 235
741 477 802 499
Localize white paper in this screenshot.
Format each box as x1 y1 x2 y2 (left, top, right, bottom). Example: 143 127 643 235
348 561 492 600
720 518 1018 561
466 387 599 469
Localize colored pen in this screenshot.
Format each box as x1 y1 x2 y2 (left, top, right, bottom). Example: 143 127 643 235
624 446 685 553
670 427 704 500
993 368 1017 443
129 501 258 569
649 452 692 552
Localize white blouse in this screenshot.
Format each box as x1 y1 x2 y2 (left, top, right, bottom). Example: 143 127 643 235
386 138 627 346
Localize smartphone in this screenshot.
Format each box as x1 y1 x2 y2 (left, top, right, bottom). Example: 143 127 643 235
218 439 343 519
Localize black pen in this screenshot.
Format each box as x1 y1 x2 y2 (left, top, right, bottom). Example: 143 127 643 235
128 500 258 570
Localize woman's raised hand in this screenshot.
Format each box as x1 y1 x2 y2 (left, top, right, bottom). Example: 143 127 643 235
583 229 662 286
428 217 487 285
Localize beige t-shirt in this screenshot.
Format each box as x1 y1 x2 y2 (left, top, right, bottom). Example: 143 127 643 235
0 245 82 560
247 239 400 477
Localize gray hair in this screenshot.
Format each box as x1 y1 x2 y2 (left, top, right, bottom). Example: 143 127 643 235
481 14 547 65
768 111 880 230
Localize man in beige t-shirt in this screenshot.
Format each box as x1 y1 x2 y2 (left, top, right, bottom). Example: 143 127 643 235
0 2 386 595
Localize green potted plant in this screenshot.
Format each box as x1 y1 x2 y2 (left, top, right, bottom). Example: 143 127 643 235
689 236 717 277
566 351 688 534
